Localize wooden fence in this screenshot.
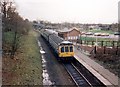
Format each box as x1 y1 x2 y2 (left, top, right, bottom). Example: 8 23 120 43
77 40 120 47
77 40 120 55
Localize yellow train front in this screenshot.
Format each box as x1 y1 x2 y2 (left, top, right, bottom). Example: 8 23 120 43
58 41 74 60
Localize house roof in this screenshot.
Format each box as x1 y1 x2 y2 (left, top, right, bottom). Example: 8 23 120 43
58 27 80 33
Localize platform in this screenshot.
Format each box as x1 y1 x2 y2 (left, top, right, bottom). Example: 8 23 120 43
74 47 119 86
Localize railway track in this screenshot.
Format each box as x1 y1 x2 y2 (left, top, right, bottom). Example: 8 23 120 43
63 61 106 87
63 63 91 86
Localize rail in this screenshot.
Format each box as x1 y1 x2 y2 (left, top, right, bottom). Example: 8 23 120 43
63 63 91 86
63 61 106 87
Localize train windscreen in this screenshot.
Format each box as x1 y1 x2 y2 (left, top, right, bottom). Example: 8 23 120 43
70 46 73 52
61 47 64 53
65 47 69 52
60 46 73 52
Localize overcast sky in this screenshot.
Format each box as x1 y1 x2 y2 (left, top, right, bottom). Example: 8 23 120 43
15 0 119 24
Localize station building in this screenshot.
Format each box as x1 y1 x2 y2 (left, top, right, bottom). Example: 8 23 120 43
58 27 81 42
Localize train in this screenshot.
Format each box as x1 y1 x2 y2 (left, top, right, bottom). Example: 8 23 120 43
40 29 74 61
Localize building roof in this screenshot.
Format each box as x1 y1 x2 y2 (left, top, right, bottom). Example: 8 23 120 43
58 27 80 33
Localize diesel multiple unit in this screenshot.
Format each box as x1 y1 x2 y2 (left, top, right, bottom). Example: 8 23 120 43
41 29 74 61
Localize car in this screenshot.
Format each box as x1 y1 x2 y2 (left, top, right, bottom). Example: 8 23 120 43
85 32 94 35
114 32 120 35
100 33 109 36
94 33 102 36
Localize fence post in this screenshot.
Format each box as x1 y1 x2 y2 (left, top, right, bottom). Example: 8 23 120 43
94 46 97 54
80 40 82 45
104 46 106 54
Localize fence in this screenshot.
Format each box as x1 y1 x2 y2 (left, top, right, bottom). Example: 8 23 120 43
77 40 120 47
77 40 120 55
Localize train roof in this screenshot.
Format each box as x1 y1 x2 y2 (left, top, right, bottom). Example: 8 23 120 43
60 41 73 45
46 29 58 35
42 29 58 36
41 29 73 45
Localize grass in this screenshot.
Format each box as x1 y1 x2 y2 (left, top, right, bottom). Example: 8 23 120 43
79 29 119 46
4 32 15 44
89 29 114 34
79 36 118 46
3 31 21 51
2 29 42 85
80 36 111 41
17 30 42 85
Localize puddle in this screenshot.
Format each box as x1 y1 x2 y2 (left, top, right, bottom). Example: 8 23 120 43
40 50 45 54
42 56 46 64
42 70 53 85
38 40 54 85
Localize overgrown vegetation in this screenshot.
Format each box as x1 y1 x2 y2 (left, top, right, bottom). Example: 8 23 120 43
90 49 120 77
2 0 31 58
3 30 42 85
2 0 42 85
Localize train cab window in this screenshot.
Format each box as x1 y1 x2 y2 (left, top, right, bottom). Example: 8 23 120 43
61 47 64 53
70 46 73 52
65 47 69 52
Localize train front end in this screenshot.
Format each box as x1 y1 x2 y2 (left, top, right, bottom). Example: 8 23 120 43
58 41 74 60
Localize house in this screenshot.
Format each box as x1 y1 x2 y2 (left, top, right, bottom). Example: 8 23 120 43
58 27 81 42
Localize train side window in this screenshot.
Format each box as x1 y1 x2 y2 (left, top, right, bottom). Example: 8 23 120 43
70 46 73 52
61 47 64 53
65 47 69 52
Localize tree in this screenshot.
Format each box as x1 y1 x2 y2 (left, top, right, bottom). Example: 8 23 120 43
2 0 31 58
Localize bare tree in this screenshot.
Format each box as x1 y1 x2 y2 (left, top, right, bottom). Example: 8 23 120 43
2 0 30 58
